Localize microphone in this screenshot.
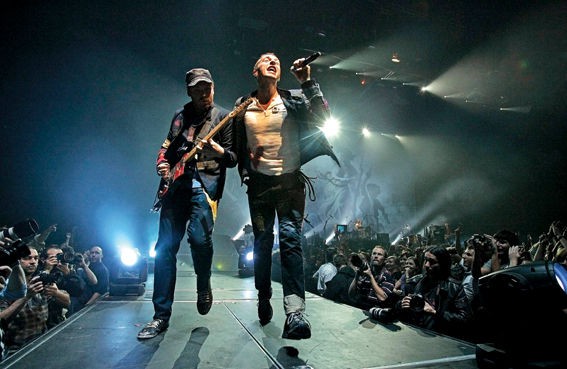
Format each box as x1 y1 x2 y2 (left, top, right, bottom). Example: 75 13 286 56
291 52 322 71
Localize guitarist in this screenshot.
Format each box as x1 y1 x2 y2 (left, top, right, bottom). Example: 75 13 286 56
138 68 237 340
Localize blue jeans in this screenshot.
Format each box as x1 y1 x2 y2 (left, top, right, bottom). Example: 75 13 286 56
152 180 214 321
247 172 306 313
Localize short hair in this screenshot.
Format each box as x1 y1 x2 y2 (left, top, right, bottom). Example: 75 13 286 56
41 244 62 259
493 229 519 246
373 245 387 257
333 253 347 267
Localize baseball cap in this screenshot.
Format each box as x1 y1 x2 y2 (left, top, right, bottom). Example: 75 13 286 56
185 68 213 87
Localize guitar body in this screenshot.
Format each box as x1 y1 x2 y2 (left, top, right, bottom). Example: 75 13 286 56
151 159 191 211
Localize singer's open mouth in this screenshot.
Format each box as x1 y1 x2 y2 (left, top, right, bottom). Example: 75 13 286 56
267 66 277 73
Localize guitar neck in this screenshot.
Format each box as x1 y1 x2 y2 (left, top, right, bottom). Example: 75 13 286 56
178 97 253 167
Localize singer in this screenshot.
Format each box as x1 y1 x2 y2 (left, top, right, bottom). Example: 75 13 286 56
233 52 339 340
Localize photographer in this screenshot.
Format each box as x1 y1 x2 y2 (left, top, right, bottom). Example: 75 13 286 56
0 237 29 362
395 246 471 338
1 246 52 352
76 246 108 310
38 245 71 328
49 245 97 317
348 246 396 310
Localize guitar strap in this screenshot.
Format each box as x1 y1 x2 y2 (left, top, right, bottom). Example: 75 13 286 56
185 107 221 220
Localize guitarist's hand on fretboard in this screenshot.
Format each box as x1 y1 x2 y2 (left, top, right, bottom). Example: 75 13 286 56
157 162 170 177
198 138 225 158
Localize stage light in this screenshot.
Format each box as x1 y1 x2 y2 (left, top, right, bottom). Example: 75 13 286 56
233 224 254 277
322 116 340 138
362 127 371 137
235 244 254 277
245 251 253 262
499 105 532 114
120 247 139 266
108 247 148 296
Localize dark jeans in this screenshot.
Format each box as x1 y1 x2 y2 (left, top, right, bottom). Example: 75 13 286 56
247 172 306 311
152 180 214 321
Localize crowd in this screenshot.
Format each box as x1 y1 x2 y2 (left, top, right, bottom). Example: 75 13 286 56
306 219 567 362
0 222 109 362
2 217 565 365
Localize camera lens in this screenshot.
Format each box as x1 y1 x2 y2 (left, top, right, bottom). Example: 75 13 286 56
350 253 369 271
0 219 39 241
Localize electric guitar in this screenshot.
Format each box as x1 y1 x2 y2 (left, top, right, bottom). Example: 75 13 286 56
152 97 253 211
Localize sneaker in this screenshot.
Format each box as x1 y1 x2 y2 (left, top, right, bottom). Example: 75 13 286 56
258 298 273 326
282 312 311 340
197 289 213 315
137 318 169 340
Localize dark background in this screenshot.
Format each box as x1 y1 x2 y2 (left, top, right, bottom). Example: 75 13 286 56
1 0 566 253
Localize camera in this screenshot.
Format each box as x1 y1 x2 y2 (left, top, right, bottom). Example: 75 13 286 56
58 246 84 265
0 239 31 266
350 253 369 272
34 270 61 285
0 218 39 241
409 294 425 313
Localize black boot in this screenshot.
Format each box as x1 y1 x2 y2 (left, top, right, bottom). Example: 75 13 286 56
197 277 213 315
258 288 273 325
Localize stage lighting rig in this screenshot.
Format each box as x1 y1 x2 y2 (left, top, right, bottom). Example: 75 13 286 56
234 224 254 277
108 247 148 296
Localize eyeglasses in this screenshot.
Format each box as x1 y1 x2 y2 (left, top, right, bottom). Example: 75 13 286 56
90 251 101 254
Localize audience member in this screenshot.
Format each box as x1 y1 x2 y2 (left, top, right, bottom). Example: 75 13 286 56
312 248 337 296
0 259 28 362
1 246 60 352
384 255 402 281
481 229 518 275
394 246 472 338
348 246 396 310
39 245 71 328
57 246 98 317
393 255 420 297
76 246 109 310
323 254 355 305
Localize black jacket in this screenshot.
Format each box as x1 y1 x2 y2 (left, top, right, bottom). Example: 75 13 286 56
157 102 237 200
396 275 472 336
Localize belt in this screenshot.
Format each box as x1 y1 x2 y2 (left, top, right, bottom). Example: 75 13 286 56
196 160 218 170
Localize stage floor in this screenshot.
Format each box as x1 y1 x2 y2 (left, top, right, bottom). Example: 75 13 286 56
3 267 478 369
